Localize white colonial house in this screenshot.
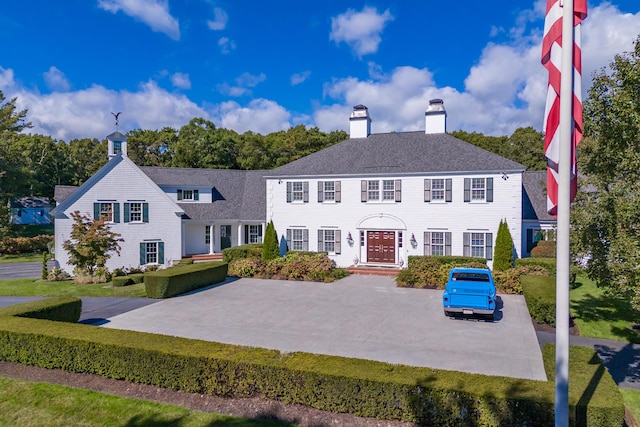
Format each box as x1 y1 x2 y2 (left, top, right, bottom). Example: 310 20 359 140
52 100 553 274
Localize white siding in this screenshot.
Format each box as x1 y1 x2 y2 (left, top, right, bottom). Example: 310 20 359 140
267 173 523 269
54 160 183 274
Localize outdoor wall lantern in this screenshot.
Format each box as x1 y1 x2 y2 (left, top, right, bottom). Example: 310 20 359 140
410 233 418 248
347 231 354 246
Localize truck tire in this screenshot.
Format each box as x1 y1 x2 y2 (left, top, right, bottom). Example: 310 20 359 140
444 309 453 317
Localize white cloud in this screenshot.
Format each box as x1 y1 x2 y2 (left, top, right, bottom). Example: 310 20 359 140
170 72 191 89
97 0 180 40
330 7 393 58
207 7 228 31
291 71 311 86
218 37 236 54
218 72 266 97
214 99 291 134
43 66 70 91
0 66 16 89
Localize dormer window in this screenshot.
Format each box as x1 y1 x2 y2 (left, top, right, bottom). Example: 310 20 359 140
177 189 199 201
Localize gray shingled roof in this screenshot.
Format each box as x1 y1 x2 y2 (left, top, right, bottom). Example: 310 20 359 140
522 171 555 221
53 185 79 204
140 167 266 221
266 131 525 177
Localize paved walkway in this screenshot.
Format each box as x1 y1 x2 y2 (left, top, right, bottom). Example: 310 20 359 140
103 275 547 381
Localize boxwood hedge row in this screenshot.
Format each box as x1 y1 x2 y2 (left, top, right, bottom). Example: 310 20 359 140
0 297 624 426
0 296 81 323
144 261 228 298
522 275 557 326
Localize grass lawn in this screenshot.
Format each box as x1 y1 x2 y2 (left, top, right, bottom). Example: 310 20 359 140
570 275 640 343
0 376 290 427
621 388 640 424
0 278 147 298
0 253 47 263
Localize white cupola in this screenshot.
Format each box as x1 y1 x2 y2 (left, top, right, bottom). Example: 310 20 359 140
349 104 371 138
107 131 127 160
425 99 447 134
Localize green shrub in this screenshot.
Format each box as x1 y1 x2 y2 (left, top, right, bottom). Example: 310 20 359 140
228 252 348 282
493 219 514 271
112 273 144 287
531 240 556 258
144 262 228 298
516 257 557 274
177 258 194 265
493 265 550 294
396 256 487 289
262 221 280 261
0 297 81 323
227 257 264 277
47 267 71 281
223 244 263 263
0 235 54 255
522 275 556 326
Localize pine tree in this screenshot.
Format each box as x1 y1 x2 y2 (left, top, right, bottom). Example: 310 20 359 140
262 220 280 260
493 219 514 271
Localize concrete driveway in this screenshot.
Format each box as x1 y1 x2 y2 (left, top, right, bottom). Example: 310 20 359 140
103 275 547 381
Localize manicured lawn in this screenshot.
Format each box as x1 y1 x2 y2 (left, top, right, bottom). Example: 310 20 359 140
0 253 46 263
0 278 147 297
621 388 640 424
0 376 290 427
570 275 640 343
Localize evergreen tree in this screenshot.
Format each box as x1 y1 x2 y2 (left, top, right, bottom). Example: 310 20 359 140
262 220 279 260
493 219 514 271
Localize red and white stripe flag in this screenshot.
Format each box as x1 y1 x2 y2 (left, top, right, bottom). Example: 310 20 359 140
541 0 587 216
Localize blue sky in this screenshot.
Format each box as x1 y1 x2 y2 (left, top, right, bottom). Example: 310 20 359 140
1 0 639 141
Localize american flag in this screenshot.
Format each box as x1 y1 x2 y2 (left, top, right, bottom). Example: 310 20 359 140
541 0 588 216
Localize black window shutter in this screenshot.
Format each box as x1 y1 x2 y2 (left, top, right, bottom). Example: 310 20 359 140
463 232 470 257
158 242 165 264
318 230 324 252
142 203 149 223
177 189 183 201
486 178 493 202
445 232 452 256
424 179 431 202
486 233 493 260
94 203 100 220
113 203 120 223
286 182 292 203
303 229 309 251
464 179 471 202
361 180 367 202
139 243 146 265
124 203 130 223
335 181 341 203
424 232 431 255
395 179 402 202
303 182 309 203
335 230 341 254
258 224 263 241
244 225 249 244
445 179 452 202
194 189 199 201
318 181 324 202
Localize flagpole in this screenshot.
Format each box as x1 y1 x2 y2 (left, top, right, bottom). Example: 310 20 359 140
556 0 574 424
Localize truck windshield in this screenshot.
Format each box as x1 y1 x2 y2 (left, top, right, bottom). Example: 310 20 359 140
451 272 490 282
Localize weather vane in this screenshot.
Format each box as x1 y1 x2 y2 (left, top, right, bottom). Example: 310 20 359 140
111 111 122 129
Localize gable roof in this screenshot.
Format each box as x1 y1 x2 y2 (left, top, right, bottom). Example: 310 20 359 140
266 131 525 178
54 185 79 204
140 167 266 221
522 171 555 222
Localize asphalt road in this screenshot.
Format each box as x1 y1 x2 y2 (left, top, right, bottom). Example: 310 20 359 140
0 261 54 280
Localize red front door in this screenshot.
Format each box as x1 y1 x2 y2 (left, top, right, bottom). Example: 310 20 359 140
367 231 396 263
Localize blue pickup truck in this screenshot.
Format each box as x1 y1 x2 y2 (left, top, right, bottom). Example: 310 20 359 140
442 267 496 319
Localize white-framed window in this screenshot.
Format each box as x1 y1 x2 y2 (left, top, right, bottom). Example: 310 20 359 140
463 232 493 260
140 241 164 265
177 189 199 201
318 181 341 203
431 179 445 201
286 228 309 251
94 202 119 223
362 179 401 202
205 225 211 245
129 202 142 222
286 181 309 203
246 225 262 244
323 181 335 201
318 229 341 254
124 202 148 223
464 178 493 203
113 141 122 155
424 231 451 256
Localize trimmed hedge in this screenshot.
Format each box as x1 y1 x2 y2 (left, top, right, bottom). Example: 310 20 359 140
531 240 556 258
0 297 81 323
144 262 228 298
396 256 487 289
0 298 624 426
223 244 263 263
112 273 145 287
522 275 556 326
516 257 556 275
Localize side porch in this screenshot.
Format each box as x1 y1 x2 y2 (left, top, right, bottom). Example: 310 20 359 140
181 220 265 259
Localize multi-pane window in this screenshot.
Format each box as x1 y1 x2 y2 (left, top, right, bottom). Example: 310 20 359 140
99 202 113 222
129 202 142 222
367 181 379 200
431 232 445 256
248 225 261 244
292 182 304 201
471 233 485 258
382 180 395 200
205 225 211 245
431 179 445 201
318 181 341 203
323 181 335 201
471 178 486 201
183 189 194 200
145 242 158 264
318 229 341 253
291 229 305 251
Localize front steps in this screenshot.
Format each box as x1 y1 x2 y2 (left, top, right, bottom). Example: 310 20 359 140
346 265 401 276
